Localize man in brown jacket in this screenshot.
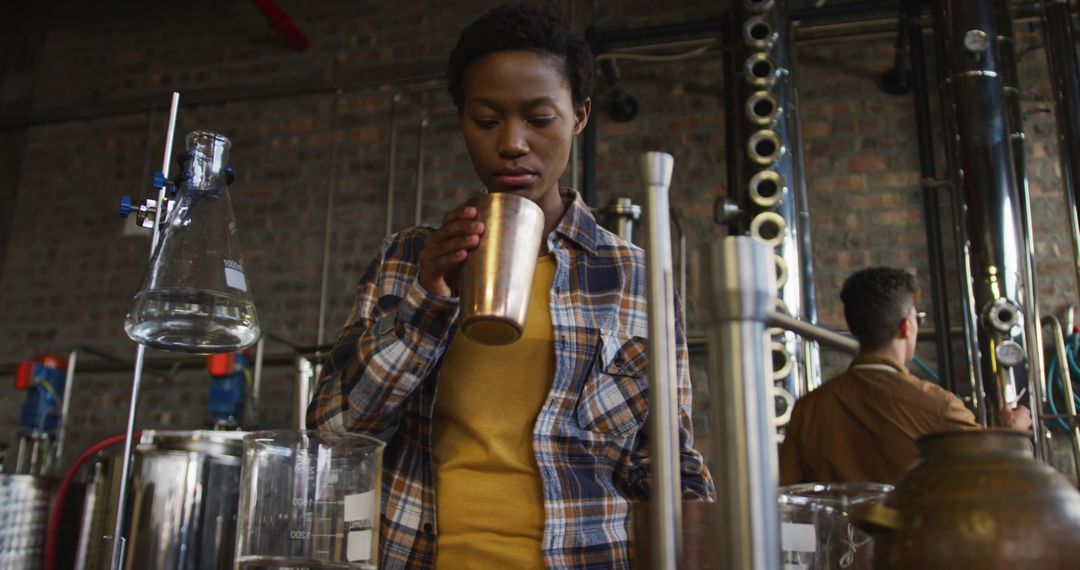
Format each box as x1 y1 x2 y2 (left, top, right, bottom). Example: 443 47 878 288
779 267 1031 485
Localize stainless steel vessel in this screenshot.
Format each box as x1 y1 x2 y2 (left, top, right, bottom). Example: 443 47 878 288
458 192 546 345
730 0 821 436
0 474 54 570
124 430 246 570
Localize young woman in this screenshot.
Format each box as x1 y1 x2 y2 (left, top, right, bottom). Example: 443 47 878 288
309 5 713 569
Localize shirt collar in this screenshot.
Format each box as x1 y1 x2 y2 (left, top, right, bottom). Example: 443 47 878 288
553 188 598 255
850 353 910 376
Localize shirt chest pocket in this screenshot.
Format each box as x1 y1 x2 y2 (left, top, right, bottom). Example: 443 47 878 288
575 330 650 438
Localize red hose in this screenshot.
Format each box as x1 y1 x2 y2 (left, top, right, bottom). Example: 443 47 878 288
44 432 140 570
249 0 311 52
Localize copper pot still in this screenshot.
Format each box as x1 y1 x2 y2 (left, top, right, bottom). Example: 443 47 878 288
853 430 1080 569
458 192 546 345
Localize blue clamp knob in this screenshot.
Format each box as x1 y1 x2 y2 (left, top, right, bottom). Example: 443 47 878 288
119 195 133 218
152 171 167 190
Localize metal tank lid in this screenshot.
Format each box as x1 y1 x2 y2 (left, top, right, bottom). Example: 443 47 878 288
137 429 249 457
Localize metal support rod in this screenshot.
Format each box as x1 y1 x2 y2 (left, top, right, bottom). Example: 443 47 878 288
110 91 180 570
640 151 682 570
250 335 265 426
414 114 429 226
385 93 401 236
765 311 860 355
295 356 315 430
383 81 447 235
1041 316 1080 479
317 91 342 348
907 0 956 393
704 236 780 570
54 349 78 468
1040 0 1080 303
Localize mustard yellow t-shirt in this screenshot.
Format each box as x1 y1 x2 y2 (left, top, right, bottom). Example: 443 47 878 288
432 255 556 569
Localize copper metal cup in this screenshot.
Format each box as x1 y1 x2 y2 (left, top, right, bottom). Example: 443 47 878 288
459 192 546 345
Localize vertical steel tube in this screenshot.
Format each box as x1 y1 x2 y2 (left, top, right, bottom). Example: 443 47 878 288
250 335 265 426
385 93 401 236
732 0 821 427
640 151 682 570
295 355 315 430
704 236 779 570
1041 0 1080 303
907 0 956 393
111 91 181 569
55 348 78 467
996 0 1048 460
937 0 1034 432
414 115 429 226
317 91 341 348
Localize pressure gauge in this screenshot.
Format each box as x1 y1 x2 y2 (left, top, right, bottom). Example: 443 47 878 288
995 340 1026 368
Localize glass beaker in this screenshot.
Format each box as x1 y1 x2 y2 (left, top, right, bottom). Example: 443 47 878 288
235 430 384 569
778 482 892 570
125 130 260 353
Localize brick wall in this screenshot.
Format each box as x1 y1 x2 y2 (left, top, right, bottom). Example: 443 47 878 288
1 1 1077 469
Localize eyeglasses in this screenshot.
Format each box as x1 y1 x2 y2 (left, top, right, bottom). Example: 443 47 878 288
915 311 927 326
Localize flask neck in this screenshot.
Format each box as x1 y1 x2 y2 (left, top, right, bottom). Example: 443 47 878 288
184 131 231 197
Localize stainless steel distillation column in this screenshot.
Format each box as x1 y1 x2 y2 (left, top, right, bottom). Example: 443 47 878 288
640 151 683 570
935 0 1046 443
730 0 820 436
110 92 181 568
704 236 780 570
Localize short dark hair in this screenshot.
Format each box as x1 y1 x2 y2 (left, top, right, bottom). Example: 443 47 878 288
446 4 595 111
840 267 916 351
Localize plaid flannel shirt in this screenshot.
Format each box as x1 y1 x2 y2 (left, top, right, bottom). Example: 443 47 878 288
308 189 714 569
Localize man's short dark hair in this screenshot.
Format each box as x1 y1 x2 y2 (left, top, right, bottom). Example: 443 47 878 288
446 4 595 111
840 267 917 351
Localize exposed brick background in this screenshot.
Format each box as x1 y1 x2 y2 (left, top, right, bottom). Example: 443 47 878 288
1 1 1077 475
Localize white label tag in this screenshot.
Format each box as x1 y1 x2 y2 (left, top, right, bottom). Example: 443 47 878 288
347 529 373 562
344 491 376 524
224 266 248 292
782 522 817 553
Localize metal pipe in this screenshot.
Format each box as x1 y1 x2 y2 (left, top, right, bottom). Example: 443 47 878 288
639 151 682 570
765 311 860 355
251 335 265 426
936 0 1033 430
317 90 341 347
385 93 401 236
295 355 315 430
1041 315 1080 479
1040 0 1080 303
111 91 180 569
54 349 78 468
703 236 780 570
907 0 957 393
414 114 429 226
997 0 1049 462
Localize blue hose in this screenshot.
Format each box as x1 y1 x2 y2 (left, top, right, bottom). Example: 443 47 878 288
1046 332 1080 431
911 355 941 384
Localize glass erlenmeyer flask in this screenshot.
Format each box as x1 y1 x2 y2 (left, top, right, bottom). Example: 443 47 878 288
125 130 260 353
